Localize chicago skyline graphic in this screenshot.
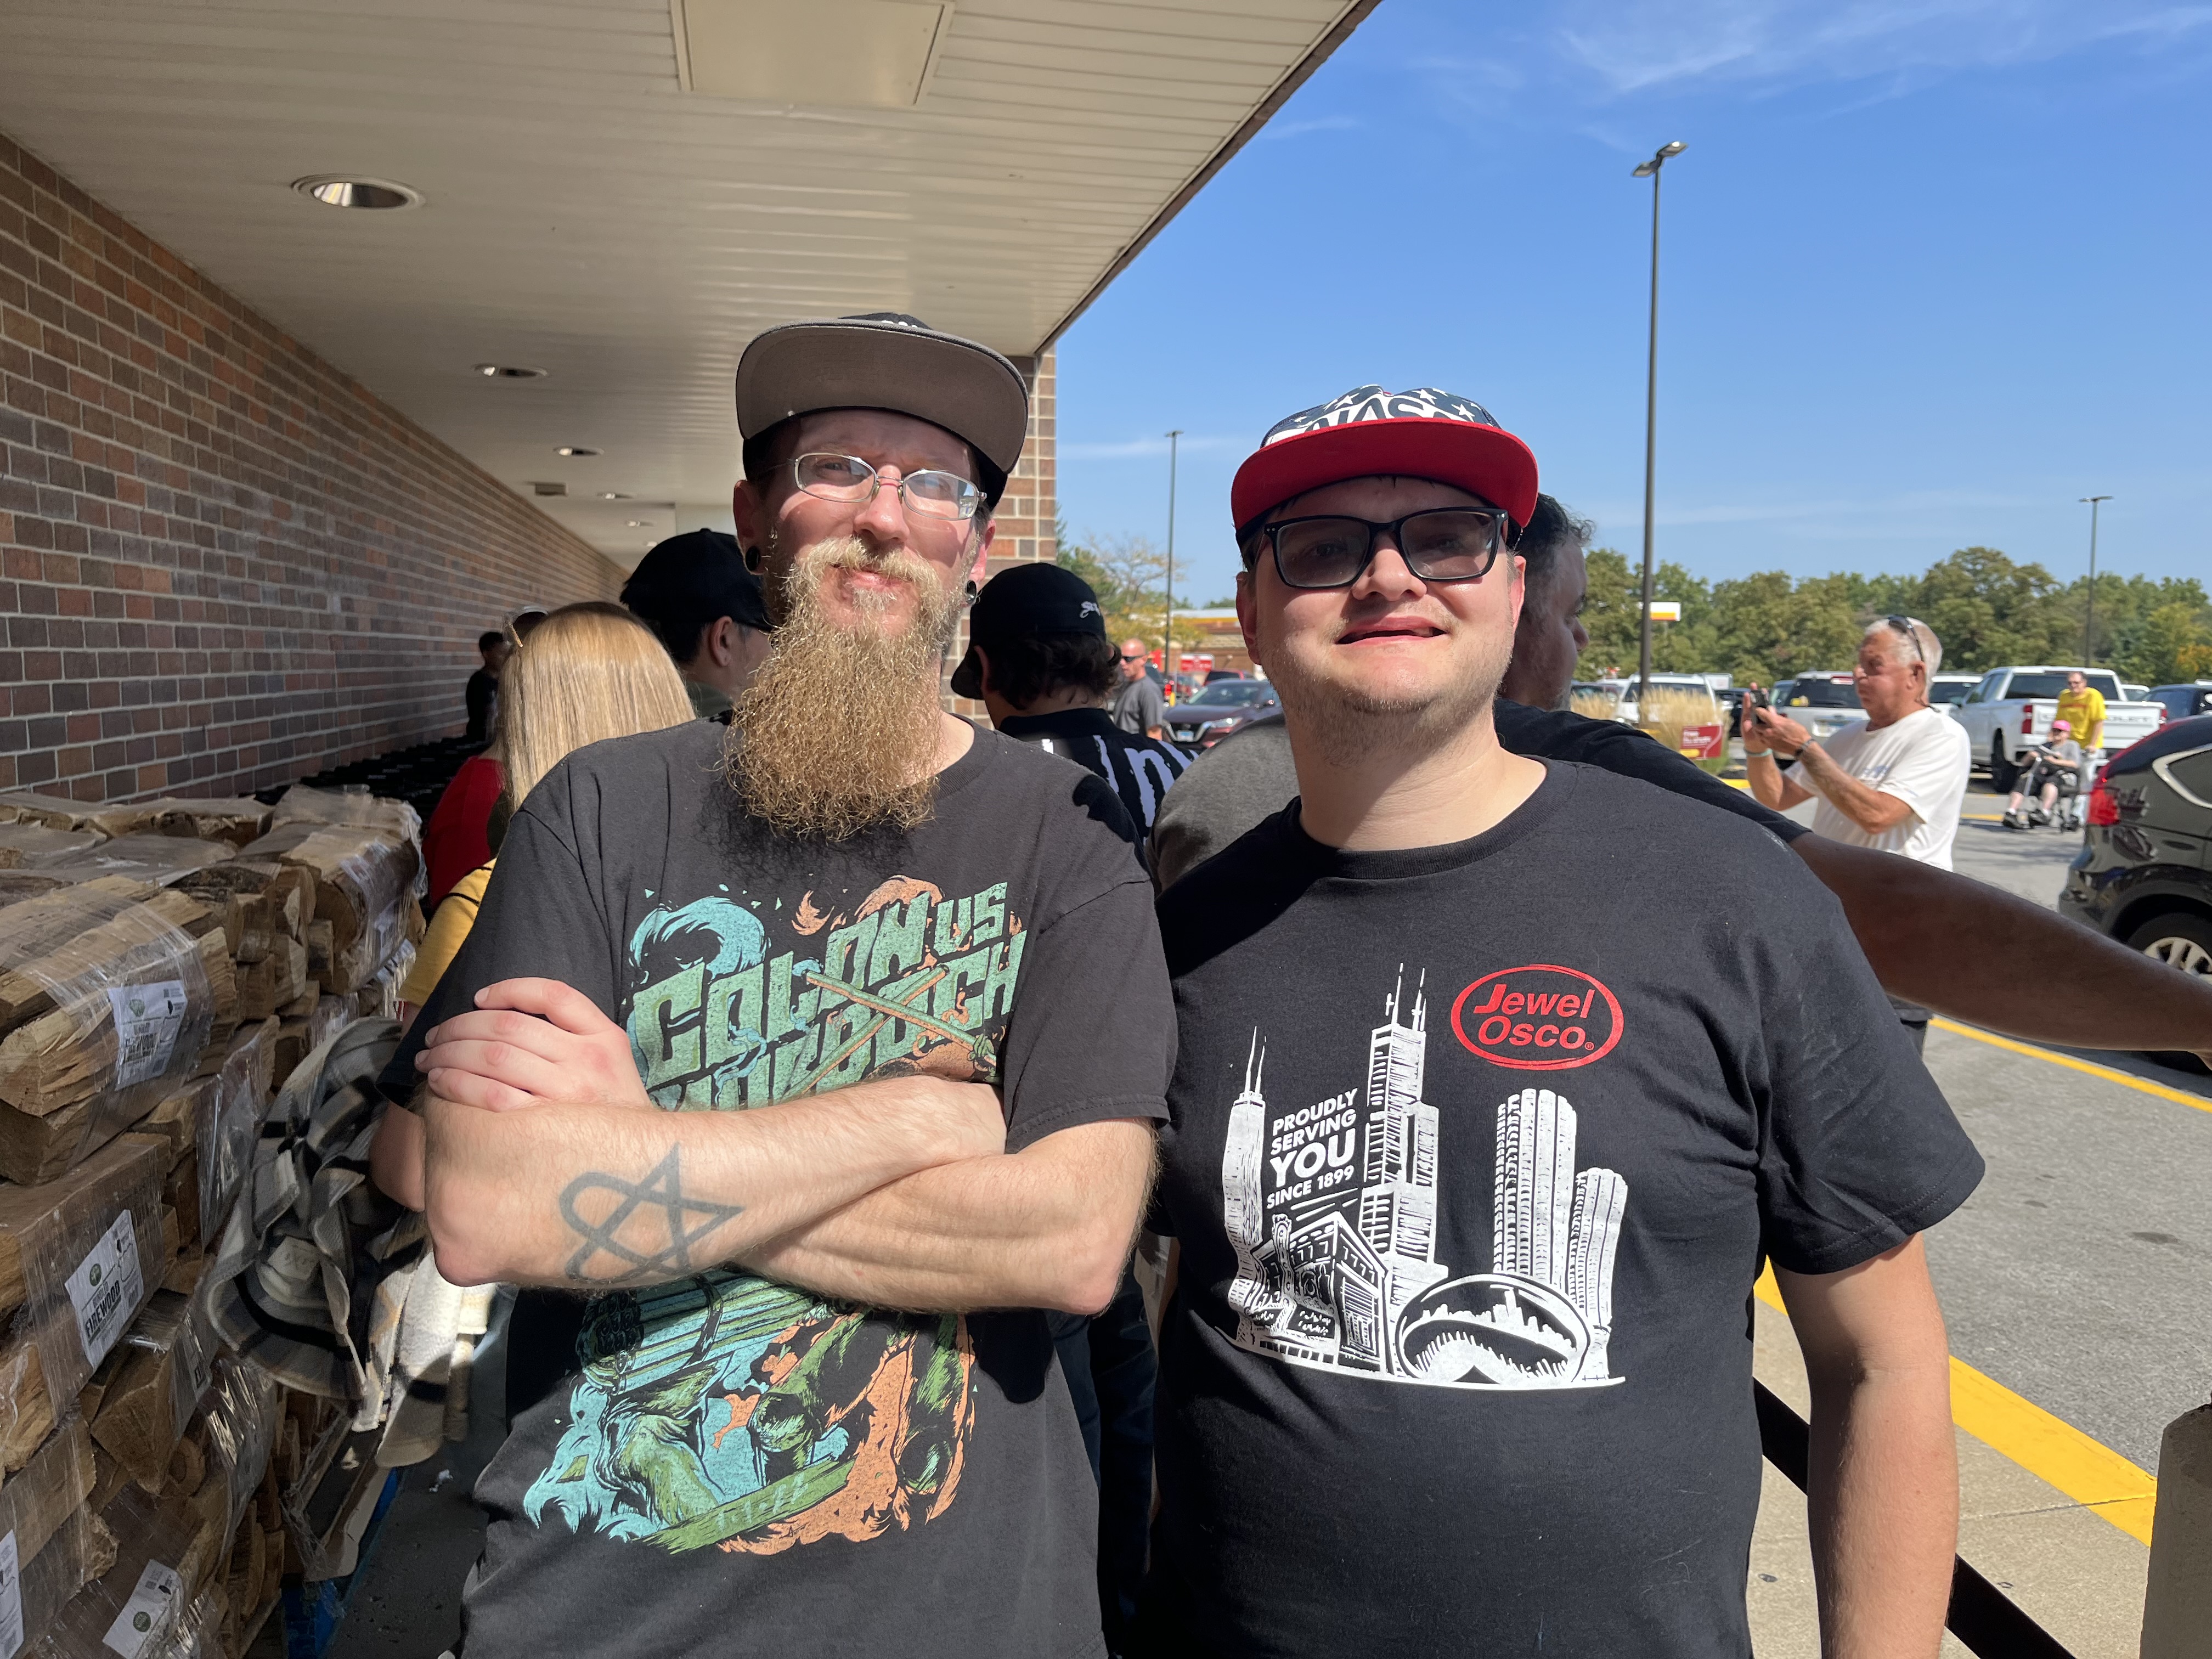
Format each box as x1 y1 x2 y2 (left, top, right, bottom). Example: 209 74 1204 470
1222 970 1628 1390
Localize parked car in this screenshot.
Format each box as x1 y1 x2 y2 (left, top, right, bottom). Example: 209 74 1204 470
1164 678 1281 750
2147 682 2212 724
1949 667 2165 791
1598 673 1723 728
1927 673 1980 709
1768 673 1867 746
2058 714 2212 1070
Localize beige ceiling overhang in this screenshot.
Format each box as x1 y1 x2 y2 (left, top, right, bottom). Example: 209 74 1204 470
0 0 1377 559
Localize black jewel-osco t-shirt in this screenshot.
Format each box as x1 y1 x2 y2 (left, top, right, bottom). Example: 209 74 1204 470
1145 761 1980 1657
385 720 1173 1659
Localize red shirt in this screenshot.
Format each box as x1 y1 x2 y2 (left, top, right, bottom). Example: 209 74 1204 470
424 754 504 907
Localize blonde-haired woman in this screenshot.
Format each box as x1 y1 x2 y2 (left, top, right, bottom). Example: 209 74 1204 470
374 601 694 1207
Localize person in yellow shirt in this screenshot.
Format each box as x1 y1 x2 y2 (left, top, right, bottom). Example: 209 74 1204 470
380 602 696 1200
2055 669 2106 755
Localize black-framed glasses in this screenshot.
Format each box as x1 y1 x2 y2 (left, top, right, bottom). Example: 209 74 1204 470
1883 615 1927 663
791 452 981 522
1255 508 1508 590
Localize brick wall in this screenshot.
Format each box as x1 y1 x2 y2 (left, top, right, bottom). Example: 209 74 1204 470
946 347 1057 716
0 132 624 804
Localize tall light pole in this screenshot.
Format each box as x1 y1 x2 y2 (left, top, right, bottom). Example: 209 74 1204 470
2079 495 2111 667
1632 139 1686 714
1163 428 1183 698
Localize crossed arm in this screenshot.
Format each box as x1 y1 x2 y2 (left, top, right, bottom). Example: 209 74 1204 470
1775 1237 1957 1659
385 980 1156 1315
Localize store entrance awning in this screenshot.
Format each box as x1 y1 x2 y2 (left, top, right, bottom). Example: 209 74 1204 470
0 0 1376 557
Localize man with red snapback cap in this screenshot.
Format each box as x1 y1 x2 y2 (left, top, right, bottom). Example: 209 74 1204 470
1137 387 1977 1656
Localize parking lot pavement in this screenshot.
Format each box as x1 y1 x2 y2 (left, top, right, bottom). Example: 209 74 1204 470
1919 1023 2210 1472
1949 781 2083 907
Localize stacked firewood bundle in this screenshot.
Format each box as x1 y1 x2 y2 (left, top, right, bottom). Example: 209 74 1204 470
0 784 429 1657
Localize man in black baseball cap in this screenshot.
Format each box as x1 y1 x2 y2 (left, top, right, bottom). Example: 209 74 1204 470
389 315 1170 1659
1137 383 1973 1657
619 528 773 719
953 561 1190 838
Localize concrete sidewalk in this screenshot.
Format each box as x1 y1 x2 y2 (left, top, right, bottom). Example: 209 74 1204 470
1748 1299 2151 1658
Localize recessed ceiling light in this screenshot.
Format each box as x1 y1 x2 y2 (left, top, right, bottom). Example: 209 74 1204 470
556 445 599 458
292 175 423 211
626 520 648 527
475 363 545 379
598 491 630 500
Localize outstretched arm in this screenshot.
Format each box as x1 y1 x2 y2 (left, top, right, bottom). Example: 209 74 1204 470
1795 837 2212 1059
1777 1237 1956 1659
741 1117 1157 1315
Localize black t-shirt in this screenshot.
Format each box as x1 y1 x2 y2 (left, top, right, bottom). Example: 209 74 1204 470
997 707 1191 838
466 667 499 744
1144 763 1980 1657
384 720 1173 1659
1147 701 1804 890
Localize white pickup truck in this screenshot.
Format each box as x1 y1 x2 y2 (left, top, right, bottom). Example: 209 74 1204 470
1950 667 2165 790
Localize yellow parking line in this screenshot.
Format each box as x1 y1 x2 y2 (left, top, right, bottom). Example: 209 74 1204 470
1754 1267 2157 1544
1930 1018 2212 1115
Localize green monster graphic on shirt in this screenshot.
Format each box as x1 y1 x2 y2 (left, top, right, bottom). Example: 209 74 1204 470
523 875 1024 1556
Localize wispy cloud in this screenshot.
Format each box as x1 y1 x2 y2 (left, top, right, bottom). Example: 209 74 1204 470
1548 0 2212 99
1256 114 1364 141
1060 433 1238 461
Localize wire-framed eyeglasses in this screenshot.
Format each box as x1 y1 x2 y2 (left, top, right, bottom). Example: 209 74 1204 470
791 452 981 523
1254 507 1509 591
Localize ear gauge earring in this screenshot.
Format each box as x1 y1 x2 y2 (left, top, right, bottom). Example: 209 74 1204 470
742 544 764 575
964 580 979 605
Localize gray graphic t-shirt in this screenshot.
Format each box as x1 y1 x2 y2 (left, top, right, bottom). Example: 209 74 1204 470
387 720 1172 1658
1146 761 1981 1657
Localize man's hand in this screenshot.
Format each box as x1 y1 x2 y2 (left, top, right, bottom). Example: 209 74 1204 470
1745 704 1810 755
416 978 654 1111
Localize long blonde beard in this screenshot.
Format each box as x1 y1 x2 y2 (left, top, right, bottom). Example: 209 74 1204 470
726 536 963 841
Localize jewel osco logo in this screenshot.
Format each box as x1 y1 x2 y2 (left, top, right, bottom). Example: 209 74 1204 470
1450 964 1622 1070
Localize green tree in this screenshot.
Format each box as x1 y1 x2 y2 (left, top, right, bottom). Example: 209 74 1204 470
2114 599 2212 685
1706 571 1859 686
1903 548 2064 673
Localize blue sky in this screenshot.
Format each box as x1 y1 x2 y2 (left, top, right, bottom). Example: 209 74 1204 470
1055 0 2212 603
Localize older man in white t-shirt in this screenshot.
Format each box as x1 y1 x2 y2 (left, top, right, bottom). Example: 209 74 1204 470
1744 616 1971 1048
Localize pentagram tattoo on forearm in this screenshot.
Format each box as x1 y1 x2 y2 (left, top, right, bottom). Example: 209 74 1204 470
557 1147 746 1285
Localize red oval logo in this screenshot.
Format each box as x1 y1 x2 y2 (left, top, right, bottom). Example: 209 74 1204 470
1450 964 1623 1070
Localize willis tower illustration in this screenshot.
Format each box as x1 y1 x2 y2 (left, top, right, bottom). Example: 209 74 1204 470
1221 968 1627 1391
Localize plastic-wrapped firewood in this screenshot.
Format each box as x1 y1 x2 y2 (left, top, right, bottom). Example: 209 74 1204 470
23 1482 200 1659
0 888 236 1176
0 794 104 833
267 785 419 843
0 1136 171 1475
0 1418 120 1655
40 836 232 891
0 873 71 907
235 823 420 996
196 1022 273 1253
89 1276 220 1492
169 863 309 963
0 823 104 870
85 800 273 852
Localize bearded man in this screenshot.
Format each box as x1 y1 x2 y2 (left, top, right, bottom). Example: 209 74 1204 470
378 314 1170 1658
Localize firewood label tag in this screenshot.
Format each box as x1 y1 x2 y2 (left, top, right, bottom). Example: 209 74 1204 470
100 1559 182 1657
0 1530 20 1659
67 1210 144 1369
106 980 190 1089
